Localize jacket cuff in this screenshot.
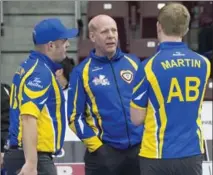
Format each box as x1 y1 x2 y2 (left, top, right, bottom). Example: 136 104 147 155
82 136 103 152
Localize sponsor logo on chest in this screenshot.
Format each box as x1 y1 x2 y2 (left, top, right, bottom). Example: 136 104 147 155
92 75 110 86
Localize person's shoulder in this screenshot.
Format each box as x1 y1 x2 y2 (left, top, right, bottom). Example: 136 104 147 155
142 51 161 66
23 58 52 81
191 50 210 62
72 56 92 73
181 49 211 67
19 57 43 73
123 53 141 64
13 57 35 77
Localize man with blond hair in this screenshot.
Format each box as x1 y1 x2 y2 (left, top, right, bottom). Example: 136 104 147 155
130 3 211 175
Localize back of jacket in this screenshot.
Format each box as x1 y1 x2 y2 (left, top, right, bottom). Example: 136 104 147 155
131 42 211 158
68 48 143 152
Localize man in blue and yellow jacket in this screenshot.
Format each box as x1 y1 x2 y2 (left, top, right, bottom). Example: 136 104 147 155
3 18 78 175
130 3 211 175
68 14 142 175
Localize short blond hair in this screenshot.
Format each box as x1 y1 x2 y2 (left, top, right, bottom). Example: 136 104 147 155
158 3 191 37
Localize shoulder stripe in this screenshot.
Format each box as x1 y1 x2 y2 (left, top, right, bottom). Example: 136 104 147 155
124 55 138 70
82 58 104 138
17 59 39 146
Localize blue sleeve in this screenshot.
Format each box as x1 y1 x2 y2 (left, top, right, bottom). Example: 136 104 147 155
20 71 51 118
67 68 103 152
131 61 149 109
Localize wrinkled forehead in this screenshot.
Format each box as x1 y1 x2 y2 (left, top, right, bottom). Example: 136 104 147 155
95 18 117 32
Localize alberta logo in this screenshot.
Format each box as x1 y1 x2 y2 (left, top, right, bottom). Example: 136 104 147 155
92 75 110 86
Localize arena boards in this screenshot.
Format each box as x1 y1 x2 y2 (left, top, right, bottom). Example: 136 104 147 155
54 101 212 175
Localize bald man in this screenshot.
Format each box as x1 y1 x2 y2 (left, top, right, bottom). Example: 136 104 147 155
68 14 142 175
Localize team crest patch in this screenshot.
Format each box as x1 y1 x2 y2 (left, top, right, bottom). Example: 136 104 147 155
120 70 133 84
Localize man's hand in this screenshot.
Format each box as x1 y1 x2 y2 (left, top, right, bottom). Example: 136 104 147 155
17 162 37 175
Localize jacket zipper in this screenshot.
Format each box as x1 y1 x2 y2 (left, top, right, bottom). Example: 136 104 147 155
109 62 131 147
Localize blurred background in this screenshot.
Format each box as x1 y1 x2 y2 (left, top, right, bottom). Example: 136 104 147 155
0 1 212 85
0 1 212 174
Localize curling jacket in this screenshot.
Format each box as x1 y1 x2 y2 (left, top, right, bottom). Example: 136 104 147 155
67 48 143 152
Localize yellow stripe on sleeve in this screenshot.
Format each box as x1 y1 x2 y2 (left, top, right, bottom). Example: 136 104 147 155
144 52 167 158
82 58 104 138
17 60 39 146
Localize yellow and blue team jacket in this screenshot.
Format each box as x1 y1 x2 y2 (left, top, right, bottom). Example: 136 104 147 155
131 42 211 159
8 50 66 155
67 48 143 152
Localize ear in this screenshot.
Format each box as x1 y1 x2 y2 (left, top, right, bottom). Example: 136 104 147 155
89 31 95 43
157 21 165 35
47 41 54 50
183 27 189 36
156 21 161 32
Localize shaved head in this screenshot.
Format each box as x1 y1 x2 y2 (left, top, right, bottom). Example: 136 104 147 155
88 14 117 33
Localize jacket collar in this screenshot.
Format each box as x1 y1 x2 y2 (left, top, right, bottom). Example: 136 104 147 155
29 50 62 73
157 42 188 51
89 48 124 62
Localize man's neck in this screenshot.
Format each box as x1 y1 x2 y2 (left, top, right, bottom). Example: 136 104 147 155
95 49 116 60
35 47 56 62
159 35 182 43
